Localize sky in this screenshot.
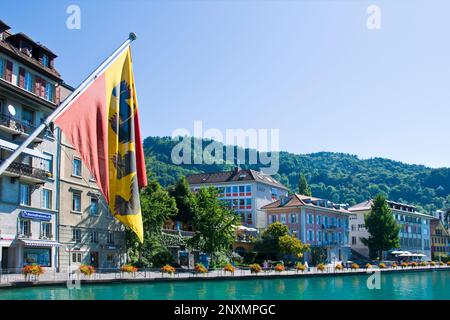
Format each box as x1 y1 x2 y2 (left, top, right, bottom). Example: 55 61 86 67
2 0 450 168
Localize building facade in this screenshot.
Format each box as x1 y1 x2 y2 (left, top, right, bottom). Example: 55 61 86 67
0 20 63 270
349 200 433 259
262 194 351 264
430 219 449 260
186 168 289 230
56 129 126 271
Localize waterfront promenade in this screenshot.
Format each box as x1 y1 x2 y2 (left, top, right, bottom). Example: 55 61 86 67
1 265 449 289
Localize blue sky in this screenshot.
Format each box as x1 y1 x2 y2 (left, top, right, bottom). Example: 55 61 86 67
3 0 450 168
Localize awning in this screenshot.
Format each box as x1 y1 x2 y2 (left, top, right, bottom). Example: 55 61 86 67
0 138 51 160
20 239 62 247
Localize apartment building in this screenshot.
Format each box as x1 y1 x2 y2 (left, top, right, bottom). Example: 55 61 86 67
349 200 433 259
186 168 289 230
56 129 126 271
430 219 449 260
0 20 63 270
262 194 351 263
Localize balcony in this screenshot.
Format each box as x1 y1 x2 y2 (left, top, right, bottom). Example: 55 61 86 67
0 114 43 143
0 158 49 183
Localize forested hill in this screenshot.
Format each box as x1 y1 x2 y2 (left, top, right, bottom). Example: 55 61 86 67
143 136 450 213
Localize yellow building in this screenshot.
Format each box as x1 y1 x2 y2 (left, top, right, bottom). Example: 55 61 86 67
431 219 449 260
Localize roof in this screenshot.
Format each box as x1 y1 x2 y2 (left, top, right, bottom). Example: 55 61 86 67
349 199 433 218
6 33 57 57
430 219 450 236
261 193 350 214
0 33 61 80
186 168 288 190
0 20 10 31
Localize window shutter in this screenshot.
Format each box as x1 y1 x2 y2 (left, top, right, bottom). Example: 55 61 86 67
40 78 46 97
5 60 12 82
18 67 25 88
55 85 60 104
34 76 41 95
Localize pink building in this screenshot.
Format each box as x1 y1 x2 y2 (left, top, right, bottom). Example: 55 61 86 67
262 194 351 263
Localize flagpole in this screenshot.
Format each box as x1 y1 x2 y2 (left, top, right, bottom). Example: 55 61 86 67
0 33 136 176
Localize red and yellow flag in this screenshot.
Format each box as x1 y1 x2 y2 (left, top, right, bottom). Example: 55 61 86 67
55 47 147 242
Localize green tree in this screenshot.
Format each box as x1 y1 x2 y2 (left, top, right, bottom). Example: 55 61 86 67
254 222 289 259
168 176 196 224
361 194 400 260
298 174 312 196
278 234 310 258
126 180 178 267
188 187 240 266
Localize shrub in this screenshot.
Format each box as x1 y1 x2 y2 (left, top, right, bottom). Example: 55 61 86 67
194 263 208 274
274 264 285 272
161 264 176 274
410 262 418 267
335 264 344 271
365 263 372 269
378 263 386 269
439 261 445 266
121 265 138 273
250 263 262 274
79 264 95 276
22 264 44 277
400 262 409 268
420 261 428 267
296 262 307 272
351 263 359 270
223 263 235 274
392 263 398 268
429 261 436 266
317 263 326 272
447 261 450 266
151 250 175 268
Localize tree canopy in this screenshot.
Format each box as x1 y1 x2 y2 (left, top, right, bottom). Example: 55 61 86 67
298 174 312 196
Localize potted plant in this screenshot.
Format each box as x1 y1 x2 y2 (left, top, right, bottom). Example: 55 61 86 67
161 264 176 275
420 261 428 267
392 262 398 268
351 263 359 270
249 263 262 274
121 264 138 274
296 262 307 272
194 263 208 274
438 261 445 266
317 263 326 272
274 264 285 272
22 264 44 281
410 262 418 268
400 262 409 268
447 261 450 266
429 261 436 267
335 263 344 271
223 263 235 274
365 263 372 269
378 263 386 269
79 264 95 277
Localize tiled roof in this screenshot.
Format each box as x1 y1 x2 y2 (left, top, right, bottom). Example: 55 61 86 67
186 168 288 190
261 193 350 214
349 199 432 218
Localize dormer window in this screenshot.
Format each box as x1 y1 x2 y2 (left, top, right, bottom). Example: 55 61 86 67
42 53 49 67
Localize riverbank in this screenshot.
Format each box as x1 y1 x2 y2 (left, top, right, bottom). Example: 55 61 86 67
1 265 449 290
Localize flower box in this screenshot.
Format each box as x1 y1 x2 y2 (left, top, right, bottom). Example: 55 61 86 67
274 264 285 272
79 264 95 276
249 264 261 274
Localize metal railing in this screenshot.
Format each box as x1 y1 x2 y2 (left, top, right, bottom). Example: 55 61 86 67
161 229 195 237
0 114 37 136
0 158 49 180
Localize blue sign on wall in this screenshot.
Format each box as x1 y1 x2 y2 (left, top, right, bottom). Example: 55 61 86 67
20 211 52 221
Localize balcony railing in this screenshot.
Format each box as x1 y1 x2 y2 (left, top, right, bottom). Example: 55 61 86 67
0 114 38 136
162 229 195 237
0 159 49 181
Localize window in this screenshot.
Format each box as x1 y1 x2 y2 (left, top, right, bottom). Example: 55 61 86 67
19 219 31 237
316 215 322 225
107 254 114 263
107 232 114 244
245 198 251 207
72 191 81 212
42 153 53 174
45 82 54 102
271 215 277 223
225 186 231 194
352 236 357 245
0 59 3 79
41 189 52 209
19 184 31 206
239 186 245 193
308 214 313 224
324 216 329 226
90 197 99 215
72 228 81 242
42 54 49 67
280 214 286 224
72 253 82 263
72 158 82 176
41 222 52 238
290 213 297 224
308 230 314 241
24 70 33 92
24 248 51 267
22 108 34 126
90 231 98 243
232 186 238 194
245 185 251 193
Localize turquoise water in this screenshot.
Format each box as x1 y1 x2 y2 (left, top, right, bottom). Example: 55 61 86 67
0 270 449 300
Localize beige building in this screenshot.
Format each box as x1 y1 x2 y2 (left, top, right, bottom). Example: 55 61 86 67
55 88 126 272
